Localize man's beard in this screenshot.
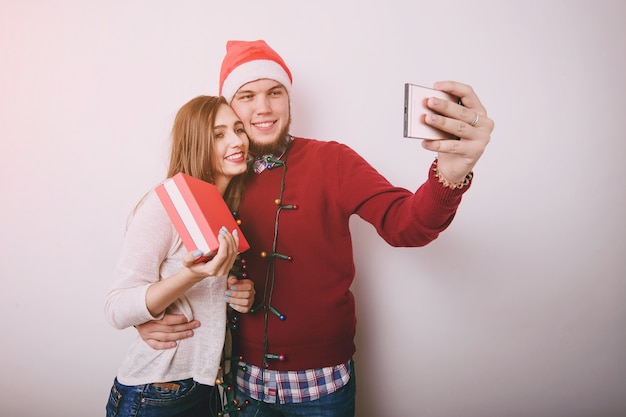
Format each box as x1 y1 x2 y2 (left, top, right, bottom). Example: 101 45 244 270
248 117 291 157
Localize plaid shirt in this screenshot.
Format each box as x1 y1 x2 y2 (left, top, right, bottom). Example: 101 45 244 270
236 360 351 404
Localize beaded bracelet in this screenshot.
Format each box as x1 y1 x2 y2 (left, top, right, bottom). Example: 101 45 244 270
432 159 473 190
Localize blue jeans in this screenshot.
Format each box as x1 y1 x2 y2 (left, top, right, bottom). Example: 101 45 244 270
231 366 356 417
105 377 220 417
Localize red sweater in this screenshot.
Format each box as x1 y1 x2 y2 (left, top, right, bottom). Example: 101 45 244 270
234 137 468 371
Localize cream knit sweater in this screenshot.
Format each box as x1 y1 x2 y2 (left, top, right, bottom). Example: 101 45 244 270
104 189 227 386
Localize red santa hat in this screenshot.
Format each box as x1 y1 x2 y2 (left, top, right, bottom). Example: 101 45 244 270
219 40 293 103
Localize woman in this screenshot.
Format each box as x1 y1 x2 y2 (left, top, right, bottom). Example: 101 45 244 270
104 96 254 417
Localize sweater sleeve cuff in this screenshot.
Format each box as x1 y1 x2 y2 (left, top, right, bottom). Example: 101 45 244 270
426 160 472 206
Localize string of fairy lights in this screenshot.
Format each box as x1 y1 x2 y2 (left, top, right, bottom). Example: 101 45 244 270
217 147 294 416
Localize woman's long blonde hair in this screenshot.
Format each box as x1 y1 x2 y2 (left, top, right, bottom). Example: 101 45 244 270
166 95 247 211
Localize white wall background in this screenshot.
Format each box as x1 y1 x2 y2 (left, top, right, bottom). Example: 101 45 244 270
1 1 625 416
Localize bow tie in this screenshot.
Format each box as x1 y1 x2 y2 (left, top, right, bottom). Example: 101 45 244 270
252 155 283 174
251 136 293 174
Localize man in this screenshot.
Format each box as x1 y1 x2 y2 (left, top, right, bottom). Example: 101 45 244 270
137 40 493 416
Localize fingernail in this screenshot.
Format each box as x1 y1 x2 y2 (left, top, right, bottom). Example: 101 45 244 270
225 291 232 296
230 286 238 291
224 297 231 303
229 303 235 309
192 250 203 258
233 229 238 237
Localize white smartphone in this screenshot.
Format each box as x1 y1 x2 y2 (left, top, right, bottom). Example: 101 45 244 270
403 83 459 140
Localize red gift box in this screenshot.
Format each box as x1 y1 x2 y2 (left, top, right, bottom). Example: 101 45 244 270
155 172 249 261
